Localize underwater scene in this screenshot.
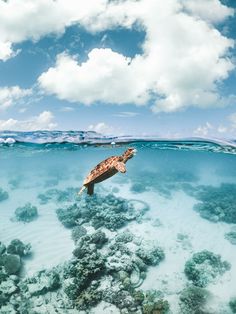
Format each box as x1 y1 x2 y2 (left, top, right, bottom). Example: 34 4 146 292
1 131 236 314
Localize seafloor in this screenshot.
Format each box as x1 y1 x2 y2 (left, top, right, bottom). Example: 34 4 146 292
0 141 236 314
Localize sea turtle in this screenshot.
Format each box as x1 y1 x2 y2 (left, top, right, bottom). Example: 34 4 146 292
78 148 137 196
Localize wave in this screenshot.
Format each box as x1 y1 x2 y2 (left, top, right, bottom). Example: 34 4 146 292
0 130 236 155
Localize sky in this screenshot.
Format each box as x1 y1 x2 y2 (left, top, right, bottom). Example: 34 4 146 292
0 0 236 138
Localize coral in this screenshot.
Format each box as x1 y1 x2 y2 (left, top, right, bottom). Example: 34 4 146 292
0 267 8 283
141 290 169 314
130 169 198 198
115 231 134 243
103 288 136 310
75 281 102 310
0 276 19 307
179 285 210 314
184 250 231 287
14 203 38 223
65 232 106 301
130 182 147 194
193 183 236 223
21 269 60 296
56 203 81 228
71 225 87 242
0 242 6 255
57 194 148 231
225 230 236 245
136 246 165 266
7 239 31 257
0 188 9 202
0 254 21 275
88 231 108 249
38 187 78 205
229 297 236 313
132 290 145 306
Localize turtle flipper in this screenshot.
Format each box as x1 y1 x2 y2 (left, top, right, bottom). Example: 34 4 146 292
114 162 126 173
87 183 94 196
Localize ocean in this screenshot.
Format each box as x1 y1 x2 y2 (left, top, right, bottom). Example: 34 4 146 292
0 131 236 314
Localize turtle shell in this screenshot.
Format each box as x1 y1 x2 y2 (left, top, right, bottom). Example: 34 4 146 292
83 156 119 185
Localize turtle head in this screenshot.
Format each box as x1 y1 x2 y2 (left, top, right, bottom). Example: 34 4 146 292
121 147 137 162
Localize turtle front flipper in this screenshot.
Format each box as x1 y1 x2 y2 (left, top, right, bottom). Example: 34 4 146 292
114 162 126 173
87 183 94 195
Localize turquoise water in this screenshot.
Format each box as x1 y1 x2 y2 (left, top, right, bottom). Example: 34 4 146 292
1 132 236 313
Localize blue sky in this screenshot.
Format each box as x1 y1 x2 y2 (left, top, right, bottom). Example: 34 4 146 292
0 0 236 138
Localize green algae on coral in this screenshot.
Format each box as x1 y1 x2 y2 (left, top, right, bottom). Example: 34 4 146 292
179 285 210 314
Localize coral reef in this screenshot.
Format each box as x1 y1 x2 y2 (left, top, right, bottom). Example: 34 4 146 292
64 232 106 309
229 297 236 313
38 187 78 204
130 169 198 198
0 223 166 314
179 285 210 314
225 229 236 245
0 239 31 277
56 203 80 228
115 230 134 243
0 254 21 275
56 194 149 231
141 290 169 314
0 242 6 256
184 250 231 287
193 183 236 223
7 239 31 257
14 203 38 223
75 281 102 310
0 188 9 202
71 225 87 242
20 269 61 297
136 246 165 266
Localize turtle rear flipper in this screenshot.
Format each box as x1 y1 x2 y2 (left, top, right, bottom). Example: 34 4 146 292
78 186 86 195
87 183 94 195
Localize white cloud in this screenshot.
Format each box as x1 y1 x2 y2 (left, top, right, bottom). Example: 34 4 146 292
38 49 148 105
88 122 113 134
0 41 14 61
60 106 75 112
0 86 32 110
217 124 228 133
37 0 234 112
181 0 234 24
0 0 234 113
0 0 109 61
229 113 236 128
193 122 213 137
0 111 57 131
114 111 139 117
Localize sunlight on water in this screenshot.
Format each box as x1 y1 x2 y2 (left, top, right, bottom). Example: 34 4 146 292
1 134 236 313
